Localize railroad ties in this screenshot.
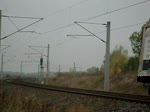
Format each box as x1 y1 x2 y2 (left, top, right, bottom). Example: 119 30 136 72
5 79 150 104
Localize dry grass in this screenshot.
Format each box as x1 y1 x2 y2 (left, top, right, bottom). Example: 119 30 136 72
0 83 92 112
48 73 104 90
48 72 148 95
0 72 149 112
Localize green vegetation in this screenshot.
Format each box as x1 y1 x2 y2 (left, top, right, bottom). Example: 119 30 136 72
110 46 128 75
127 25 144 72
129 26 143 58
104 25 144 75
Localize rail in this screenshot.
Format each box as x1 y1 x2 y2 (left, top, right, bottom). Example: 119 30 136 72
5 79 150 104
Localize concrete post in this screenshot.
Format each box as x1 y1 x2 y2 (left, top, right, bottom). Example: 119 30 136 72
1 54 3 72
21 61 22 75
104 21 111 91
46 44 50 84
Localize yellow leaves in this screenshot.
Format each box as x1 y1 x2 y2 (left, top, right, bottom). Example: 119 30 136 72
110 46 128 75
116 67 122 74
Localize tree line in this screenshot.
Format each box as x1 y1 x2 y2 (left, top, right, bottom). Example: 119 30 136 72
99 25 144 75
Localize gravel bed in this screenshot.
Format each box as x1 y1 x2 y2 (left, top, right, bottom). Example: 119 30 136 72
1 82 150 112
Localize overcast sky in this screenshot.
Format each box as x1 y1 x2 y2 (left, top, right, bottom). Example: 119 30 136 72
0 0 150 73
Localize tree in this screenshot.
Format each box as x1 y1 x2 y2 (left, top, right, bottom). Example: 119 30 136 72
128 25 144 71
129 26 144 57
125 57 139 71
110 46 128 75
87 66 99 73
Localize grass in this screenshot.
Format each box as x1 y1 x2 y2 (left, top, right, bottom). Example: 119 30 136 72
0 82 92 112
0 72 149 112
48 72 148 95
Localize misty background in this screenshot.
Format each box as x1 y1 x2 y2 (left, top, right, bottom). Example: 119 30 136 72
0 0 150 73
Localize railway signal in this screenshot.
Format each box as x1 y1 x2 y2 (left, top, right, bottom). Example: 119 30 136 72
28 44 50 84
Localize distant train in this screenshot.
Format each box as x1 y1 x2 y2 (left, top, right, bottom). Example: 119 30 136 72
137 20 150 83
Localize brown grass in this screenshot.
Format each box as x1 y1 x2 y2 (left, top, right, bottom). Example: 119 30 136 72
0 72 149 112
0 83 92 112
48 72 148 95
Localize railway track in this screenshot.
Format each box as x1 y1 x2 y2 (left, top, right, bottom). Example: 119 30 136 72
4 79 150 104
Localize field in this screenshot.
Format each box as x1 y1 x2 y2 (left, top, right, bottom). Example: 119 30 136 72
48 72 148 95
0 72 149 112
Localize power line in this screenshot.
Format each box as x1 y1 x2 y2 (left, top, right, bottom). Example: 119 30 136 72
111 22 144 31
26 21 143 56
19 31 41 34
26 19 145 47
11 0 148 48
76 22 106 25
78 22 107 25
43 23 73 34
27 21 145 47
0 45 10 52
42 0 150 34
23 0 90 40
28 46 47 48
82 0 150 21
74 22 106 43
20 0 91 48
28 46 47 57
96 21 144 34
44 0 90 18
1 18 43 40
67 34 93 37
2 15 43 20
32 0 90 34
8 17 19 30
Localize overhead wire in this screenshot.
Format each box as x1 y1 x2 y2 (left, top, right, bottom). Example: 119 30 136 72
95 21 145 35
74 22 106 43
37 22 145 52
40 23 144 49
14 0 149 46
2 15 43 20
1 18 43 40
82 0 150 21
43 0 90 19
43 23 74 34
76 22 106 25
28 0 90 34
42 0 150 34
111 22 144 31
66 21 144 44
2 14 43 40
8 17 20 30
3 0 90 46
5 0 149 52
2 0 149 41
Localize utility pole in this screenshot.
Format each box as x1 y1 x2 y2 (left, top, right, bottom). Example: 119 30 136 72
104 21 111 91
0 10 2 53
1 54 3 72
0 10 2 79
21 61 22 75
74 62 76 72
59 64 61 73
68 21 111 91
46 44 50 84
38 64 40 80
